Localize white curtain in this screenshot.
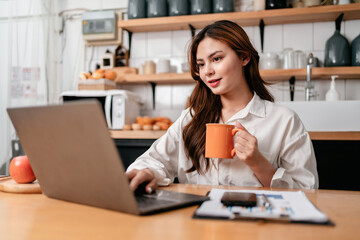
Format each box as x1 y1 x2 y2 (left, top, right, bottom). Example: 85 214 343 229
0 0 60 175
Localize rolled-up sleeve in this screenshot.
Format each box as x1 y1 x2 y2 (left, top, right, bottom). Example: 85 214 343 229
126 117 183 186
271 126 318 189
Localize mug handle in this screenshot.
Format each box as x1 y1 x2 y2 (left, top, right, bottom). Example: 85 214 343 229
231 128 242 157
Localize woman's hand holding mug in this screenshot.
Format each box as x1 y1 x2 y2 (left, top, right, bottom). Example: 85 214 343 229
233 121 277 187
233 121 263 167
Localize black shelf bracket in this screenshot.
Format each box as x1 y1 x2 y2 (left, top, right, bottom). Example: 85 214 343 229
259 19 265 53
289 76 296 101
126 30 133 58
150 82 157 109
188 24 196 38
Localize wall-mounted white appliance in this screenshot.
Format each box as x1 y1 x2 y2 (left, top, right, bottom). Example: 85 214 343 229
82 10 117 41
61 90 141 129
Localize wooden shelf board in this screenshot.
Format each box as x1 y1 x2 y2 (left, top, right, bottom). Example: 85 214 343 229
262 66 360 82
118 4 360 33
312 66 360 80
116 72 194 84
115 67 360 84
309 132 360 141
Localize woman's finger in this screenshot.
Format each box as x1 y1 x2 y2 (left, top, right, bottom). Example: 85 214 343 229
236 130 257 147
146 178 158 194
235 121 247 132
234 147 246 160
128 169 154 192
234 138 248 150
126 169 139 180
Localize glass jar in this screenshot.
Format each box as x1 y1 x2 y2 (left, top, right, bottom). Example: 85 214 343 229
144 60 156 74
282 48 295 69
259 52 280 70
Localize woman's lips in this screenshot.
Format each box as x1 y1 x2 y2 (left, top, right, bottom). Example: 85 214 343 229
208 78 221 87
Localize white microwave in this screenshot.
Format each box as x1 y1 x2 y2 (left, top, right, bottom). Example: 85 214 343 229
61 90 141 129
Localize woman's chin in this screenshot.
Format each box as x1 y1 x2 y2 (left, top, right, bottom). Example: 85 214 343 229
209 87 224 95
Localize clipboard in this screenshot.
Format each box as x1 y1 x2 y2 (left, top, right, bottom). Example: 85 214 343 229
192 189 334 226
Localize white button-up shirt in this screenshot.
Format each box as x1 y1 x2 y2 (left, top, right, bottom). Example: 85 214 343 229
127 94 319 189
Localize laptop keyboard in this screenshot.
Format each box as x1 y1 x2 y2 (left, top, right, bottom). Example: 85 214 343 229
135 192 178 210
136 195 174 205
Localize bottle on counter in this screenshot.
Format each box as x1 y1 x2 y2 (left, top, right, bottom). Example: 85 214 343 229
325 75 340 101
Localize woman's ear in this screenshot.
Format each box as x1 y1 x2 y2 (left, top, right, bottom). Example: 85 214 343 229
241 53 251 66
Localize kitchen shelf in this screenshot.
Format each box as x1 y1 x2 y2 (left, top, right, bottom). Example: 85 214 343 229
262 66 360 82
117 72 193 84
118 4 360 33
115 66 360 84
109 130 360 141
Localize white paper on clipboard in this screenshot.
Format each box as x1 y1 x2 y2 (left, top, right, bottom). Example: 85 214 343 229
194 189 329 224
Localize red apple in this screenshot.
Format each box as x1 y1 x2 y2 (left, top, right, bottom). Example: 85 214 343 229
9 155 36 183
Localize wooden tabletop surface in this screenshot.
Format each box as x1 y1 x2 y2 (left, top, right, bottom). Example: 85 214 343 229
1 184 360 240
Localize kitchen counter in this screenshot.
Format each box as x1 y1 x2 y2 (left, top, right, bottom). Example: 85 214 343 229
110 130 166 139
110 130 360 141
308 132 360 140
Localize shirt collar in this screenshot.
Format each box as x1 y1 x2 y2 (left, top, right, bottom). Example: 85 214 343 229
226 92 266 123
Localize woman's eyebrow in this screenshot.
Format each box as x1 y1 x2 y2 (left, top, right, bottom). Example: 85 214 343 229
197 50 223 61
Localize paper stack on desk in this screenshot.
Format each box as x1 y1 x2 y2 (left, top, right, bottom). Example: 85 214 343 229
194 189 330 224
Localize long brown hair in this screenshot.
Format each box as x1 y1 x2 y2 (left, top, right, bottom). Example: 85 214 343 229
183 20 273 174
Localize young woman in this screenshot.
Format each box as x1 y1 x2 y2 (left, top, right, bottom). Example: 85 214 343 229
126 20 318 193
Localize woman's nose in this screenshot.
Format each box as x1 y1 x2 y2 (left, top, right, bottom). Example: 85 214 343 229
204 64 214 76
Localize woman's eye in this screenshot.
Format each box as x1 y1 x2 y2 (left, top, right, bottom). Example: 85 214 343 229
214 57 222 62
197 63 204 68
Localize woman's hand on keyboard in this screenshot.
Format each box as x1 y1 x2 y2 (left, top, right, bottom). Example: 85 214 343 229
126 168 157 194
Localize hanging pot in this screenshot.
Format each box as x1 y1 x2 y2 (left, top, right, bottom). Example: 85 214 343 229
324 14 351 67
191 0 212 15
169 0 190 16
213 0 234 13
128 0 146 19
266 0 287 9
351 33 360 66
147 0 168 18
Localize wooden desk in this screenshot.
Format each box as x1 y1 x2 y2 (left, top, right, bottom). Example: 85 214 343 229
1 184 360 240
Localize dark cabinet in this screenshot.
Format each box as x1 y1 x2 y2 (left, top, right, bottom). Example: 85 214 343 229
312 140 360 191
114 139 156 170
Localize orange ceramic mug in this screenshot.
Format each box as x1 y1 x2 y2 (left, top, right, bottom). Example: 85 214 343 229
205 124 241 159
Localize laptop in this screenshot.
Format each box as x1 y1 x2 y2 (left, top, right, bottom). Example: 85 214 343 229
7 100 209 215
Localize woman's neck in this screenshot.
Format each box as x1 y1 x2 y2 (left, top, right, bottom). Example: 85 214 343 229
220 88 253 123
